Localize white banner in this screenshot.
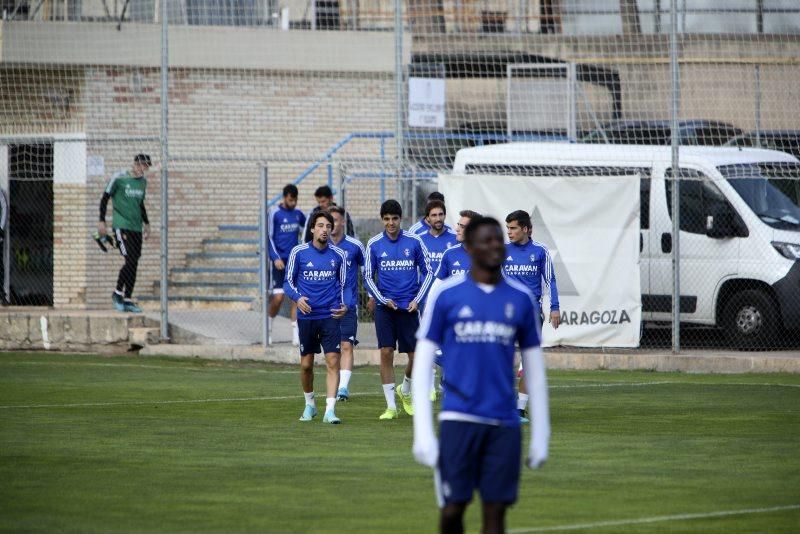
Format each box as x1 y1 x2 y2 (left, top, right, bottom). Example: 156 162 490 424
438 173 641 348
408 77 445 128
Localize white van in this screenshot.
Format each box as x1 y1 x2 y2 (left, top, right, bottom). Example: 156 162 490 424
453 143 800 348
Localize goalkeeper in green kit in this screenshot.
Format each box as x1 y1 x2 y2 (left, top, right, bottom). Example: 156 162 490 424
98 154 151 313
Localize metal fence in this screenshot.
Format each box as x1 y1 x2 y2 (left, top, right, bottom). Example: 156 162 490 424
1 0 799 351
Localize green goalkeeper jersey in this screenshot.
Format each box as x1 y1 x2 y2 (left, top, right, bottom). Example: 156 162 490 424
105 171 147 232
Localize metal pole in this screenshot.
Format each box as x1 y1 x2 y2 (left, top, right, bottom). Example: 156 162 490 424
670 0 680 354
756 0 764 34
567 63 577 141
159 0 170 342
655 0 661 34
380 137 386 203
260 166 270 348
754 65 761 146
394 0 404 204
338 161 346 212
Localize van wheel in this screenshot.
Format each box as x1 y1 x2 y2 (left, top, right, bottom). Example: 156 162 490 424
722 290 779 349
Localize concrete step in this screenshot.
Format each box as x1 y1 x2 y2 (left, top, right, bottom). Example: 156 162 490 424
129 326 160 347
170 267 259 284
154 281 260 298
0 310 159 353
216 225 259 240
186 252 260 269
202 238 260 254
138 295 257 311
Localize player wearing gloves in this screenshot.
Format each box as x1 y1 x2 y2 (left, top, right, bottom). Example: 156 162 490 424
412 216 550 534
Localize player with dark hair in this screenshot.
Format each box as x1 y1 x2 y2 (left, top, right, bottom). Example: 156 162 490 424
98 153 152 313
284 210 348 424
327 205 366 402
418 200 457 283
427 209 481 397
268 184 306 344
413 215 550 534
433 209 481 284
303 184 354 243
504 210 560 423
365 199 433 420
409 191 453 236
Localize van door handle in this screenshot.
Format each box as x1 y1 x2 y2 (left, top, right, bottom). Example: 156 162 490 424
640 233 644 253
661 232 672 253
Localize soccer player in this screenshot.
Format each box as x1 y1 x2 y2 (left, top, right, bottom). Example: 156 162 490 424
364 199 433 420
504 210 560 424
409 191 453 235
283 211 348 424
327 205 366 402
302 185 354 242
418 200 457 284
98 153 152 313
433 209 481 284
412 216 550 534
268 184 306 345
428 209 480 396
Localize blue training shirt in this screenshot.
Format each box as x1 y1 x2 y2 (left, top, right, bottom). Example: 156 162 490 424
418 229 457 278
330 235 365 309
503 240 560 311
418 274 541 426
268 203 306 261
365 230 433 309
435 243 471 280
283 242 347 320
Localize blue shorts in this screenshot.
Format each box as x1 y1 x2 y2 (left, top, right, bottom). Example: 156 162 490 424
298 318 341 356
374 305 419 353
339 307 359 346
437 421 521 505
271 263 287 294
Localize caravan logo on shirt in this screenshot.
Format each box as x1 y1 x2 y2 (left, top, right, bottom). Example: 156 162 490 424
453 320 515 345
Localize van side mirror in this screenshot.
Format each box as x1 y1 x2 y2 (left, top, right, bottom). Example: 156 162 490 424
705 204 737 238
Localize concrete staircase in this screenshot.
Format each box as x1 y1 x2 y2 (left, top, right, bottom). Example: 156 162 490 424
139 225 261 310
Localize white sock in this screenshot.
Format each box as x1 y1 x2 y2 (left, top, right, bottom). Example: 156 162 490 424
517 393 529 411
401 376 411 395
339 370 352 389
304 391 315 407
383 384 397 410
325 397 336 412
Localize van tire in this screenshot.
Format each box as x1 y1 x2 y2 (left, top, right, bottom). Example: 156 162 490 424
722 289 779 349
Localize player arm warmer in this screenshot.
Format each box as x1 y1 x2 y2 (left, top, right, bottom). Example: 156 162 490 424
141 203 149 225
522 346 550 468
411 338 439 467
99 193 111 221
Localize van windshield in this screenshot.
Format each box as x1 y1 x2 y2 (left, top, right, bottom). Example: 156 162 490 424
718 162 800 231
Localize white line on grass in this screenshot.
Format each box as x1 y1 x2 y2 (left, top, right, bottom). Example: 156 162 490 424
550 381 800 389
0 392 383 410
508 504 800 532
3 361 383 376
1 379 798 410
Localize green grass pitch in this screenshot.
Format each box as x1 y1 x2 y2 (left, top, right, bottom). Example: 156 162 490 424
1 352 799 533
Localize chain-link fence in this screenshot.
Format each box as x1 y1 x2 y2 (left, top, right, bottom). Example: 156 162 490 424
1 0 798 350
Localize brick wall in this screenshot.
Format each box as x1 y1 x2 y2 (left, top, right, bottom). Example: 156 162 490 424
53 183 89 308
82 66 395 308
